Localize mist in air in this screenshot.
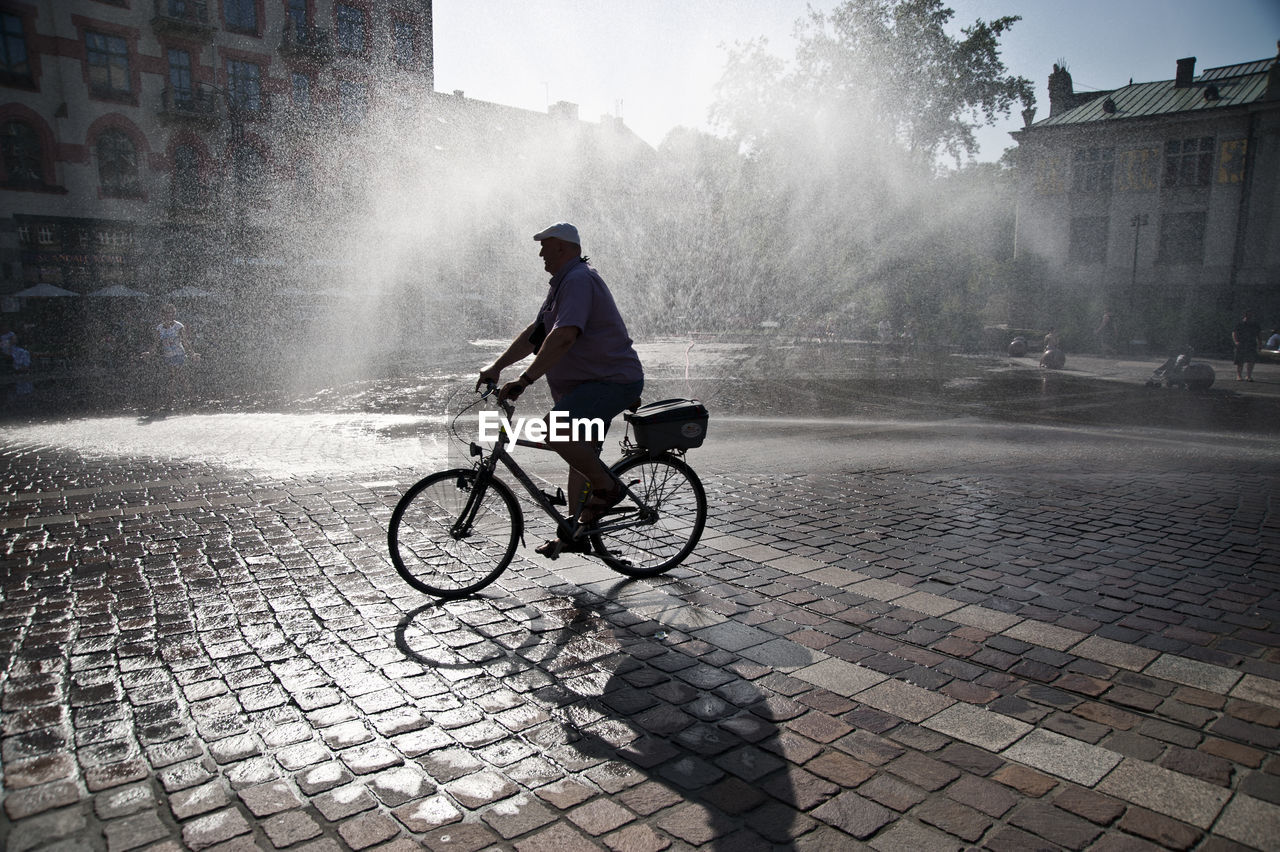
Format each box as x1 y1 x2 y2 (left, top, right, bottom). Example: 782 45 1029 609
184 0 1033 388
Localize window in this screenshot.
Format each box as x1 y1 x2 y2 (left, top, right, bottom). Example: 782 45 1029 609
86 31 131 98
338 80 367 123
1218 139 1247 184
1068 216 1108 265
285 0 320 46
164 0 205 23
392 19 415 67
291 72 311 111
173 144 201 206
95 229 133 248
227 59 262 113
224 0 258 34
1157 212 1206 265
1033 155 1066 195
1 120 44 186
96 129 141 197
1072 147 1113 193
1164 137 1213 187
168 49 193 106
336 4 365 53
1116 147 1159 192
286 0 308 33
1 12 31 85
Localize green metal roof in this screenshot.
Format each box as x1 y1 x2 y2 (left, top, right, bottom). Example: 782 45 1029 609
1032 58 1275 127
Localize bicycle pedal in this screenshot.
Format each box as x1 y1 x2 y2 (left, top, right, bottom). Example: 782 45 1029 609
536 535 589 560
541 488 567 507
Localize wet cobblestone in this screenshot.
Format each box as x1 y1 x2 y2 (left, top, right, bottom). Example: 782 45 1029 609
3 360 1280 850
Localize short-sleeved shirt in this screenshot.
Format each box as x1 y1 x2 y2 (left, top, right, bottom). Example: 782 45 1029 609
1234 319 1261 352
536 259 643 400
157 321 185 359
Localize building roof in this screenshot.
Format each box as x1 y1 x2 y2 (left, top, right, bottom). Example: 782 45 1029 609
419 90 654 160
1031 57 1276 128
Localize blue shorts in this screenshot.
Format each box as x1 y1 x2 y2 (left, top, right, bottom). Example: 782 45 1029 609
550 379 643 441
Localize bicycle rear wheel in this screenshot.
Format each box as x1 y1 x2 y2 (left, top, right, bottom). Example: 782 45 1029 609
389 468 520 599
591 453 707 577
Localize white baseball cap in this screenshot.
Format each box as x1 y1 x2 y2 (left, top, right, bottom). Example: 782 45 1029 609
532 223 580 245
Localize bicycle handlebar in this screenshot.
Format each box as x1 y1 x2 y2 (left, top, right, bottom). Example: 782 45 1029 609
480 382 516 419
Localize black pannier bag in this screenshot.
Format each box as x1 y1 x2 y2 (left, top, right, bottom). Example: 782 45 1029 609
625 399 708 455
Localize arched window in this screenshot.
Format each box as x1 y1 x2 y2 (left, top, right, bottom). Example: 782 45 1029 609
173 143 201 207
96 128 141 197
1 119 44 186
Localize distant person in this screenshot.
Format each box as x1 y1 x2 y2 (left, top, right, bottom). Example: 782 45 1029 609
1232 310 1261 382
477 223 644 558
901 317 919 347
1266 329 1280 350
1095 311 1116 355
1 324 15 367
1 325 30 371
1040 327 1065 369
143 303 198 407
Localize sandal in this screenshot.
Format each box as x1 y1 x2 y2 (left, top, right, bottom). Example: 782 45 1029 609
576 483 625 525
534 534 590 560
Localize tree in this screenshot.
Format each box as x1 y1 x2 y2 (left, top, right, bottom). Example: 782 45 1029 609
714 0 1033 166
687 0 1032 344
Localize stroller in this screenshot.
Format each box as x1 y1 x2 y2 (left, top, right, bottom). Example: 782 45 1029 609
1146 348 1215 390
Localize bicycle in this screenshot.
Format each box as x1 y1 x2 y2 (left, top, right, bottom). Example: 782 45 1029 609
388 386 709 599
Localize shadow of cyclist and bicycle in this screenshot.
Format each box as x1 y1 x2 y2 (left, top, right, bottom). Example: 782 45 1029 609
392 574 816 847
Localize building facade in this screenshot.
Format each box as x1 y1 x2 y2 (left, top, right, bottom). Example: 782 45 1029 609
0 0 435 302
1011 50 1280 348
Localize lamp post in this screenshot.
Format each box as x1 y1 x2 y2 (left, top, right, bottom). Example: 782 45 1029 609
1129 213 1148 309
1127 213 1149 355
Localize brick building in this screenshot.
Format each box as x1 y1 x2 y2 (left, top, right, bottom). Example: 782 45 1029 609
1011 48 1280 348
0 1 654 365
0 0 443 303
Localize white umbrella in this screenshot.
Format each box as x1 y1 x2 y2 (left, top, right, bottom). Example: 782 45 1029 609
14 283 78 298
87 284 150 299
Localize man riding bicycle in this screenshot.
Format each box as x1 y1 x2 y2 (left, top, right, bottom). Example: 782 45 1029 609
477 223 644 557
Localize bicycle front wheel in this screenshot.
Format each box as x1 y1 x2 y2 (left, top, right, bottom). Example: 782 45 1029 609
591 454 707 577
389 468 521 599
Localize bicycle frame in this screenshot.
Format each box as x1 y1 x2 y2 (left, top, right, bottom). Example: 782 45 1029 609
389 388 706 597
457 393 649 547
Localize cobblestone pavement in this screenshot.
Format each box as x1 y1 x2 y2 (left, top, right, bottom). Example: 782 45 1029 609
2 361 1279 851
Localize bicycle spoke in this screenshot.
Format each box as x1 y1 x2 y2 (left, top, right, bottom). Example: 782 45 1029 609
592 455 706 577
390 469 519 598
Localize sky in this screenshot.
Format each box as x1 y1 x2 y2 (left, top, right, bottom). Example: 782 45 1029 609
432 1 1280 161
